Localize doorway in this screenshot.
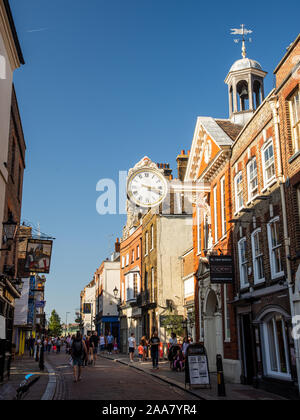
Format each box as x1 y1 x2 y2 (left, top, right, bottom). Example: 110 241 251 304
240 314 255 385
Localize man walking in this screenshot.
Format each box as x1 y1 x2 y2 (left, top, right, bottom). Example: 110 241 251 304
71 332 87 383
28 335 35 357
149 331 160 370
89 331 99 366
128 332 136 362
106 332 114 355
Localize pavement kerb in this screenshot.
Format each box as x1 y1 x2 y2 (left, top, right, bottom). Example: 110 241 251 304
41 361 57 401
100 355 206 401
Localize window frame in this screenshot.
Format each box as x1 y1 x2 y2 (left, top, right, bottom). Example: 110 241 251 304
247 157 258 201
235 171 244 213
262 139 276 188
220 176 226 238
145 231 149 256
289 89 300 154
197 207 202 255
251 228 265 285
238 237 249 289
267 216 284 279
262 314 291 380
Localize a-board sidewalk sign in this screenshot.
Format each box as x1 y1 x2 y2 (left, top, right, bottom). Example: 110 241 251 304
185 343 211 390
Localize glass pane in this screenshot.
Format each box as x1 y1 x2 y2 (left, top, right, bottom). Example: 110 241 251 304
276 320 288 374
267 320 278 372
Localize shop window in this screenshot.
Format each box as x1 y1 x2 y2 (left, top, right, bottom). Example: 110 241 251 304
263 314 291 379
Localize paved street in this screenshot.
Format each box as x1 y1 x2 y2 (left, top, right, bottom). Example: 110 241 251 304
45 351 198 401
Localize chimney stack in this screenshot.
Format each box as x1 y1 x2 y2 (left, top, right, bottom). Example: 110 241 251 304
115 238 120 253
177 150 189 181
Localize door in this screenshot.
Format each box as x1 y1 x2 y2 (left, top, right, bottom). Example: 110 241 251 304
240 314 255 385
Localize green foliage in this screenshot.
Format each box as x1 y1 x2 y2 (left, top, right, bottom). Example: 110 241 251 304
48 310 63 337
161 314 184 337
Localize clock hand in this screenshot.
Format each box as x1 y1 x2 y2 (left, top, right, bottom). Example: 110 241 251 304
141 184 162 193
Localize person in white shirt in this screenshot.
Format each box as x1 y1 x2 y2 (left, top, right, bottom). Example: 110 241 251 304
128 333 136 362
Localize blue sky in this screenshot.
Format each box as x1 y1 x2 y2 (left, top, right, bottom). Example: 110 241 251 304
10 0 300 322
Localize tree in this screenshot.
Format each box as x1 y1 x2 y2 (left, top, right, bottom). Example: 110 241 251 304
48 310 63 337
161 313 184 338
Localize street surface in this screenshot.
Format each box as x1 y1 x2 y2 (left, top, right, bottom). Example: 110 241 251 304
46 351 198 401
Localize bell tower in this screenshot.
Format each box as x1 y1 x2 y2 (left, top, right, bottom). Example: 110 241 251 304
225 25 267 126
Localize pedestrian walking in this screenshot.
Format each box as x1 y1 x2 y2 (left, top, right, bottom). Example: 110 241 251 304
28 335 35 357
71 332 87 383
113 338 118 354
128 333 136 362
182 337 189 357
141 336 148 361
149 331 160 370
83 335 90 366
106 332 114 355
56 337 61 353
89 331 99 366
99 333 106 354
138 342 144 362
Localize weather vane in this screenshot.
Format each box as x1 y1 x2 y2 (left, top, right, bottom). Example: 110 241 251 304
231 24 253 59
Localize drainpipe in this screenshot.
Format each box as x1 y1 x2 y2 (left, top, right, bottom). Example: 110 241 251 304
269 97 300 394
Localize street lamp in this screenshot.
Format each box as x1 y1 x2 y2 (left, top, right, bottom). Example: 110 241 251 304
113 286 119 299
1 216 18 250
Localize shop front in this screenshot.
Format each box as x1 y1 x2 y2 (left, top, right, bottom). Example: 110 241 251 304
235 286 299 399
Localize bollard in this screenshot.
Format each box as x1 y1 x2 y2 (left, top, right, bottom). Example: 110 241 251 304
216 354 226 397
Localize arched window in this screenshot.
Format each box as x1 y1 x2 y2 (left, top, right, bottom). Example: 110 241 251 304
262 313 291 379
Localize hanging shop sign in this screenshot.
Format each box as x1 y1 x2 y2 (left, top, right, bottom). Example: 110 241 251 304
83 303 92 314
25 239 53 274
185 344 211 388
209 256 234 284
35 300 46 308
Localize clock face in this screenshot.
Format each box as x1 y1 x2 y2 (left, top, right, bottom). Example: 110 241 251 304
127 168 168 208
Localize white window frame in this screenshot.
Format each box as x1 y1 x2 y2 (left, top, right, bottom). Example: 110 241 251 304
267 216 284 279
289 89 300 154
137 245 140 259
263 315 291 380
251 228 265 285
247 157 258 201
197 207 202 255
235 171 244 213
262 139 276 188
150 225 154 252
224 285 231 342
126 253 129 266
132 249 135 263
151 267 155 303
238 237 249 288
145 231 149 256
121 256 125 269
220 176 226 238
213 185 218 244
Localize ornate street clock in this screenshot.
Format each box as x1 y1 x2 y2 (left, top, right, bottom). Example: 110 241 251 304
127 157 168 208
